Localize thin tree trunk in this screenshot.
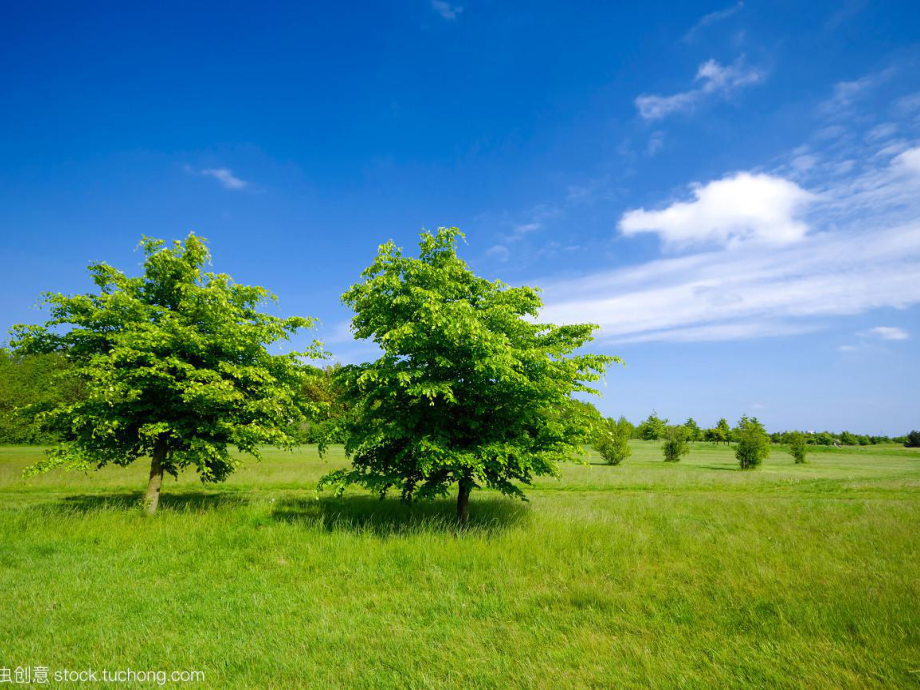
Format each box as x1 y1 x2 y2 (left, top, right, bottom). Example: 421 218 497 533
456 477 472 525
144 441 167 515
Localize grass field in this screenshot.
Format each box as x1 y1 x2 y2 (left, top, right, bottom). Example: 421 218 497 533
2 441 919 688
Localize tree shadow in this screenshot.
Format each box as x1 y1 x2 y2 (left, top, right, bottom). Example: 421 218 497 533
37 491 251 514
271 494 529 536
695 465 741 472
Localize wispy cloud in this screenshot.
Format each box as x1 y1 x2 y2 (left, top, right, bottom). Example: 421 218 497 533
542 220 920 343
431 0 463 20
620 173 816 249
541 132 920 343
862 326 909 341
683 2 744 42
635 57 763 120
186 166 249 190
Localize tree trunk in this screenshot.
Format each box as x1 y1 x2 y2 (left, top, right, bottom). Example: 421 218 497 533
456 477 472 525
144 441 167 515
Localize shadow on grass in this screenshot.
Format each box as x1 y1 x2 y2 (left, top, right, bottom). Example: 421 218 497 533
271 494 529 536
37 491 251 514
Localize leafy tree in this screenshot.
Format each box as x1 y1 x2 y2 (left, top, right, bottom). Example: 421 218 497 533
716 418 732 445
905 430 920 448
319 228 618 522
10 234 323 513
734 416 771 469
297 364 349 444
662 425 690 462
594 416 632 465
839 431 858 446
0 349 84 444
638 411 668 441
684 417 701 442
787 430 808 464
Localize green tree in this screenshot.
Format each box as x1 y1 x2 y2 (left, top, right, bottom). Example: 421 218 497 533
905 431 920 448
638 411 668 441
319 228 618 522
787 430 808 464
10 234 323 513
594 416 632 465
734 416 771 469
839 431 858 446
0 349 84 444
662 425 691 462
684 417 701 442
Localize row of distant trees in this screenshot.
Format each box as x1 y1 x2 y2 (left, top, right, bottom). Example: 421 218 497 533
615 411 914 447
592 412 804 469
6 361 913 451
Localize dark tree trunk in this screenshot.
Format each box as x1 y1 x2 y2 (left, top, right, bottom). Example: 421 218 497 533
144 441 167 515
456 477 472 524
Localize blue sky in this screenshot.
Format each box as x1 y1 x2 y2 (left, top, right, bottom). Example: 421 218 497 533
1 0 919 434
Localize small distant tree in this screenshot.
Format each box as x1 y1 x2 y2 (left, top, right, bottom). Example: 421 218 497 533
639 411 668 441
787 431 808 464
839 431 858 446
662 425 690 462
595 416 632 465
735 416 771 469
319 228 618 522
684 417 701 442
905 431 920 448
10 234 323 513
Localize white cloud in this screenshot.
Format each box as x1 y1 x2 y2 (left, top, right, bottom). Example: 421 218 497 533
486 244 510 262
635 57 762 120
863 326 909 341
431 0 462 20
619 172 816 249
683 2 744 42
541 220 920 343
199 168 248 190
894 146 920 175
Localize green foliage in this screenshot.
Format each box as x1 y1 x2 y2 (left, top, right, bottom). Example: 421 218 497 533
594 416 632 465
788 430 808 464
319 227 618 509
638 411 668 440
9 233 323 483
839 431 858 446
904 431 920 448
734 416 771 469
0 349 84 444
705 418 732 445
684 417 701 442
297 364 349 445
661 425 691 462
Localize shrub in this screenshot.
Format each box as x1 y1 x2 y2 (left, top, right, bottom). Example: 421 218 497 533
662 425 690 462
735 416 771 469
595 416 632 465
905 430 920 448
788 431 808 464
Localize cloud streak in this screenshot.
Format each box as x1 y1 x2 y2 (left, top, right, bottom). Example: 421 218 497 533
542 220 920 343
635 57 762 120
189 167 249 190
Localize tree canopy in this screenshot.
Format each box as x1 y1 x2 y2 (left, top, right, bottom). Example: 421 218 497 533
319 227 618 521
10 234 323 512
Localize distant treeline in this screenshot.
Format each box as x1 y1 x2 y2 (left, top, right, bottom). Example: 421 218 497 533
570 403 917 448
1 349 917 448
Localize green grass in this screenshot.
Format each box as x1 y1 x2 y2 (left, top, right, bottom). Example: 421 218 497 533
2 441 919 688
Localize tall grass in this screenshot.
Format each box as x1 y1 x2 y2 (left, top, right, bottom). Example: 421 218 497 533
1 442 918 687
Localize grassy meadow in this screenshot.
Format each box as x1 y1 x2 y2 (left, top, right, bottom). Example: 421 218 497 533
1 441 919 688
